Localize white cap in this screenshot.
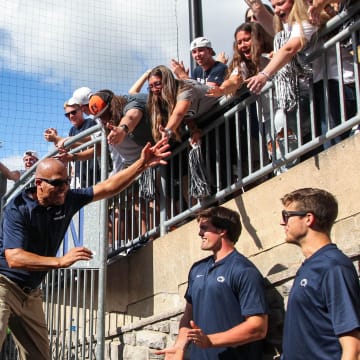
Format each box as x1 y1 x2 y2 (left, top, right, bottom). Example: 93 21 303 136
190 37 215 55
23 150 39 160
72 87 93 105
66 97 80 106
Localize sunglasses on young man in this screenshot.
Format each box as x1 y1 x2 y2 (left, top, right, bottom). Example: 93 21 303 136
281 210 310 224
64 109 79 118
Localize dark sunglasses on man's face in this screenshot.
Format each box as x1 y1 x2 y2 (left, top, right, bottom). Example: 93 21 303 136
64 109 79 118
281 210 309 224
37 177 71 187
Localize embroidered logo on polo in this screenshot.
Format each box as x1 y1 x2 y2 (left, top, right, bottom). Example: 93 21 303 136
48 208 66 221
217 276 225 283
300 278 308 287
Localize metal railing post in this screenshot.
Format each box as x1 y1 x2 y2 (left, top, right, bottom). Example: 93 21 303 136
95 129 108 359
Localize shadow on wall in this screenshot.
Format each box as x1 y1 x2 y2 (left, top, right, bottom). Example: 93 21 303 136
263 278 285 359
235 195 263 250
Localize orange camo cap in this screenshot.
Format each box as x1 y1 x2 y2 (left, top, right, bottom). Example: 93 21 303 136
89 94 109 118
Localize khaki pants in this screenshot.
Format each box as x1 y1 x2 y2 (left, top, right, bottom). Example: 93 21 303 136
0 275 50 360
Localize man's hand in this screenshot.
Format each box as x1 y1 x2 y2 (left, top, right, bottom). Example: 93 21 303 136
154 347 185 360
140 138 171 168
187 320 212 349
55 136 71 149
59 247 93 268
53 148 73 164
170 59 189 80
44 128 59 143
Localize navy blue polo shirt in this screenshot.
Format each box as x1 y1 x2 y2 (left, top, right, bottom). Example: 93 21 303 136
0 187 93 289
185 250 268 360
281 244 360 360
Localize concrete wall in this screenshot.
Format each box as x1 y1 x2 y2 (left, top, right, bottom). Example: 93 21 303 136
104 134 360 359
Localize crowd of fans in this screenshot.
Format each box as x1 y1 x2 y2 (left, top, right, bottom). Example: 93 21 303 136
0 0 358 239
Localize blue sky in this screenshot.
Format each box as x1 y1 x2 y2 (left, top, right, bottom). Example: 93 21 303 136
0 0 265 173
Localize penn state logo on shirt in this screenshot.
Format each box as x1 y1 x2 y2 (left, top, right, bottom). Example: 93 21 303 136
217 276 225 283
300 278 308 287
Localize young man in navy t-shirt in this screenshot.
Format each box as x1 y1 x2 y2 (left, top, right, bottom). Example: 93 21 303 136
280 188 360 359
156 206 268 359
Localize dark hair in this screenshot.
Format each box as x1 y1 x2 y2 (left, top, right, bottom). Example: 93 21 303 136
197 206 242 243
96 89 127 129
227 22 273 78
281 188 338 234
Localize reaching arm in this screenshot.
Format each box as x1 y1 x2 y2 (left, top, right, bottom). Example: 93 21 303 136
106 108 143 145
339 330 360 360
170 59 190 80
207 72 243 97
247 36 304 94
91 139 170 202
44 128 62 145
244 0 275 36
55 145 99 163
308 0 340 24
0 162 20 181
128 70 151 94
163 99 191 135
5 247 93 271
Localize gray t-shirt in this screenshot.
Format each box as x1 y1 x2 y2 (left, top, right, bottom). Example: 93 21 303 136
177 80 219 120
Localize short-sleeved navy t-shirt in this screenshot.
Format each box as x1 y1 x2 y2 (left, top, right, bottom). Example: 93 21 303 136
192 61 228 86
0 187 93 288
281 244 360 360
185 250 268 360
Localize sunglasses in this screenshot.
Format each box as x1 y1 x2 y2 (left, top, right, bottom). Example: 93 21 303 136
281 210 309 224
147 81 162 91
37 177 71 187
64 109 79 118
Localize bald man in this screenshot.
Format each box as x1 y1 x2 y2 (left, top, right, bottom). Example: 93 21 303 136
0 139 170 359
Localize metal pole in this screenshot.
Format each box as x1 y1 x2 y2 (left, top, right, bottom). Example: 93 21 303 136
188 0 203 71
95 129 108 360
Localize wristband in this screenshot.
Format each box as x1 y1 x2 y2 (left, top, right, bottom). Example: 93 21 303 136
72 153 78 161
120 124 129 133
